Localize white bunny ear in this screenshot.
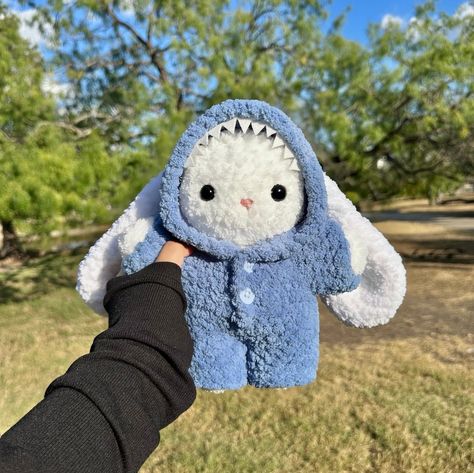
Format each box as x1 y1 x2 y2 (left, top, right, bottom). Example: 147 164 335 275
117 216 155 258
321 174 406 328
76 172 163 315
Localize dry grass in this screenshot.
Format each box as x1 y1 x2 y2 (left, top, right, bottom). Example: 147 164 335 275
0 248 473 472
143 334 473 473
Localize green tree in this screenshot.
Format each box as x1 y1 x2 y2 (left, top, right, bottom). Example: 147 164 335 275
0 5 125 257
27 0 333 161
29 0 472 203
299 1 474 202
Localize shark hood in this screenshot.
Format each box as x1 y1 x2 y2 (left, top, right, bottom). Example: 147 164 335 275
76 99 406 330
159 99 328 262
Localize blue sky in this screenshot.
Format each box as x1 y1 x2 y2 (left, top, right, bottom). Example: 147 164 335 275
328 0 467 42
9 0 469 47
5 0 470 99
7 0 470 81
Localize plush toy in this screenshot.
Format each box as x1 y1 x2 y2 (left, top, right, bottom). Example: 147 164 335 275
77 99 406 390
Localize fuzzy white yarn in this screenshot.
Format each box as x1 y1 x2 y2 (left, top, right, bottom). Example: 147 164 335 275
180 131 305 247
75 173 163 314
321 174 406 327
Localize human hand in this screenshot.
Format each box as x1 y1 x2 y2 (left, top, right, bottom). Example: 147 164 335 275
155 240 193 267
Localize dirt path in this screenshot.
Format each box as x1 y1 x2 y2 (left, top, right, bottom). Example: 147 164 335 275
320 199 474 345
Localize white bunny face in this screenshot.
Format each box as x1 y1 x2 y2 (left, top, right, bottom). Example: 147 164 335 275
179 121 305 247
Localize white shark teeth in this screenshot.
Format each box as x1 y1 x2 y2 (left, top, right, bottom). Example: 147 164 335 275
282 147 294 159
289 159 300 171
266 126 276 137
196 119 283 144
222 118 237 134
185 117 301 173
251 121 266 135
238 118 251 133
198 134 209 146
183 153 201 168
272 136 285 148
208 125 221 139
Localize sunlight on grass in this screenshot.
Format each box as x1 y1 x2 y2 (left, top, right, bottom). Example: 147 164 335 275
0 254 472 472
144 338 473 473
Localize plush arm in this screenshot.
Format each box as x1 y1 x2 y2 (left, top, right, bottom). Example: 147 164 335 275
305 218 361 296
121 215 171 275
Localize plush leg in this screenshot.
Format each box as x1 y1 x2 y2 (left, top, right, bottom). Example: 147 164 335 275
189 331 248 390
245 315 319 388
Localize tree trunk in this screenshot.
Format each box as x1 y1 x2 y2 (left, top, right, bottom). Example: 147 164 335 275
0 221 23 259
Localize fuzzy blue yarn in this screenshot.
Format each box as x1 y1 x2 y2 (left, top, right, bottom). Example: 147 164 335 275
122 99 360 389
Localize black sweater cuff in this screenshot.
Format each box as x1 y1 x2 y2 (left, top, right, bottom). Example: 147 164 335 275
103 261 186 310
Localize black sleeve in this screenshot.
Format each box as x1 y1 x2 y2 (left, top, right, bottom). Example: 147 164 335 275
0 261 196 473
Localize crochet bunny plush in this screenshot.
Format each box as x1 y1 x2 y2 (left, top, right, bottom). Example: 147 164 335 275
77 99 406 390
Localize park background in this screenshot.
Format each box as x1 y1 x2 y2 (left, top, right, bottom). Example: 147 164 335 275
0 0 473 471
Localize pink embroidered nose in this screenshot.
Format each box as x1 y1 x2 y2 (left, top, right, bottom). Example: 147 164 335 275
240 198 254 209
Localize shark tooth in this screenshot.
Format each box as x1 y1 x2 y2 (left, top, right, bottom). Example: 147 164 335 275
184 153 200 168
251 121 266 135
221 118 237 134
282 146 294 159
208 126 221 140
193 144 206 156
266 126 276 137
272 136 285 148
289 159 300 171
238 118 251 133
198 134 209 146
199 145 209 155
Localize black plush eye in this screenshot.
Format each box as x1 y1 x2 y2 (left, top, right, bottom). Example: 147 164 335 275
200 184 215 201
271 184 286 201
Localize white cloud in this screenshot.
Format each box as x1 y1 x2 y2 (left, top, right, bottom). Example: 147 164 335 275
42 75 72 98
455 2 474 20
381 14 404 29
407 16 423 40
14 9 53 47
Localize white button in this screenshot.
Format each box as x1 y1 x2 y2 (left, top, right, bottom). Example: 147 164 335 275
239 288 255 304
243 261 254 273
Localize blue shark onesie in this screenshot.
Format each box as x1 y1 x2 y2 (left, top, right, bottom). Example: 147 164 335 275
120 100 361 390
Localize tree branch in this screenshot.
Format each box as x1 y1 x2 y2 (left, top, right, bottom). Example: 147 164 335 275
106 4 170 83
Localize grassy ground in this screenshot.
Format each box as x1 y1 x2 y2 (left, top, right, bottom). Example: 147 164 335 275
0 204 473 472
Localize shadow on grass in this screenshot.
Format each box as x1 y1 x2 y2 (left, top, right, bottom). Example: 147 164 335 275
0 250 86 305
365 209 474 223
390 237 474 265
